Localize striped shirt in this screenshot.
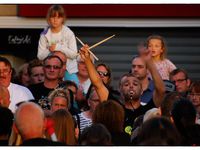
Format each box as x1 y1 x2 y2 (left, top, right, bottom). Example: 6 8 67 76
74 112 92 133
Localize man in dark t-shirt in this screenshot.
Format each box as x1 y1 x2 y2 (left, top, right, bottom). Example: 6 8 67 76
28 55 63 108
110 73 159 129
123 99 155 128
79 45 165 130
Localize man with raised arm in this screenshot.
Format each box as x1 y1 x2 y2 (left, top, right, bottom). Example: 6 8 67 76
79 45 165 129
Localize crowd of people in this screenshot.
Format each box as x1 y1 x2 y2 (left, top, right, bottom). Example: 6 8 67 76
0 4 200 146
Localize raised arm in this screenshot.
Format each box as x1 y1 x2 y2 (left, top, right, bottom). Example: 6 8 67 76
140 49 165 107
79 45 109 102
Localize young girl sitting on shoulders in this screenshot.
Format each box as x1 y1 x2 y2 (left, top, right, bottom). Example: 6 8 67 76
37 5 78 78
146 35 176 80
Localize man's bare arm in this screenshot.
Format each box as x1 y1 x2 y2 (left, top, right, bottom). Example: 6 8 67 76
79 45 109 102
140 49 165 107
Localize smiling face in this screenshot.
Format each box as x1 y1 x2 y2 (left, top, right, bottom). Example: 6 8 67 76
0 62 12 87
97 65 110 85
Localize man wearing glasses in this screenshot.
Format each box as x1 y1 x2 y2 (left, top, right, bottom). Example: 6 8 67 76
169 68 191 97
28 55 63 108
0 56 34 113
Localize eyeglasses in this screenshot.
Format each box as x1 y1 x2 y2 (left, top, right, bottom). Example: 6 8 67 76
44 65 61 70
172 78 187 84
97 71 110 77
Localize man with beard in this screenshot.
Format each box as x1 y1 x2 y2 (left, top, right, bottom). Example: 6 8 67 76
79 45 165 129
118 73 163 128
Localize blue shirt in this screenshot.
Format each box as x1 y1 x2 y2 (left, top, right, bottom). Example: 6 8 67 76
64 71 79 86
140 79 154 105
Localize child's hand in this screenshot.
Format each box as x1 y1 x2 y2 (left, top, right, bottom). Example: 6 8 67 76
49 44 56 52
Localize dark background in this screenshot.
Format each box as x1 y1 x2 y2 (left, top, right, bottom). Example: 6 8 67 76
1 27 200 88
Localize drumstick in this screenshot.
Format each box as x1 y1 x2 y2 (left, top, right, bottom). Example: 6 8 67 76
76 36 84 46
89 35 115 50
76 37 99 61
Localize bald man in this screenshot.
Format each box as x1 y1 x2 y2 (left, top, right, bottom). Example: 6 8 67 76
14 102 65 146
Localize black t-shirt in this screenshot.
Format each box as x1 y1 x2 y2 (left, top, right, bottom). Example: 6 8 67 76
108 92 156 129
124 99 155 128
0 140 8 146
111 132 131 146
28 82 55 106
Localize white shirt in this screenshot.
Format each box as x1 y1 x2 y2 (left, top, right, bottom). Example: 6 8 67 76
81 79 91 95
8 83 34 113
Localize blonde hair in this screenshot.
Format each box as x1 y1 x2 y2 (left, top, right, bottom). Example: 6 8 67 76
48 88 70 109
46 5 66 25
146 35 167 60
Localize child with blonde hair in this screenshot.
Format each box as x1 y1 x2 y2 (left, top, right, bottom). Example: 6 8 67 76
146 35 176 80
37 5 78 78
